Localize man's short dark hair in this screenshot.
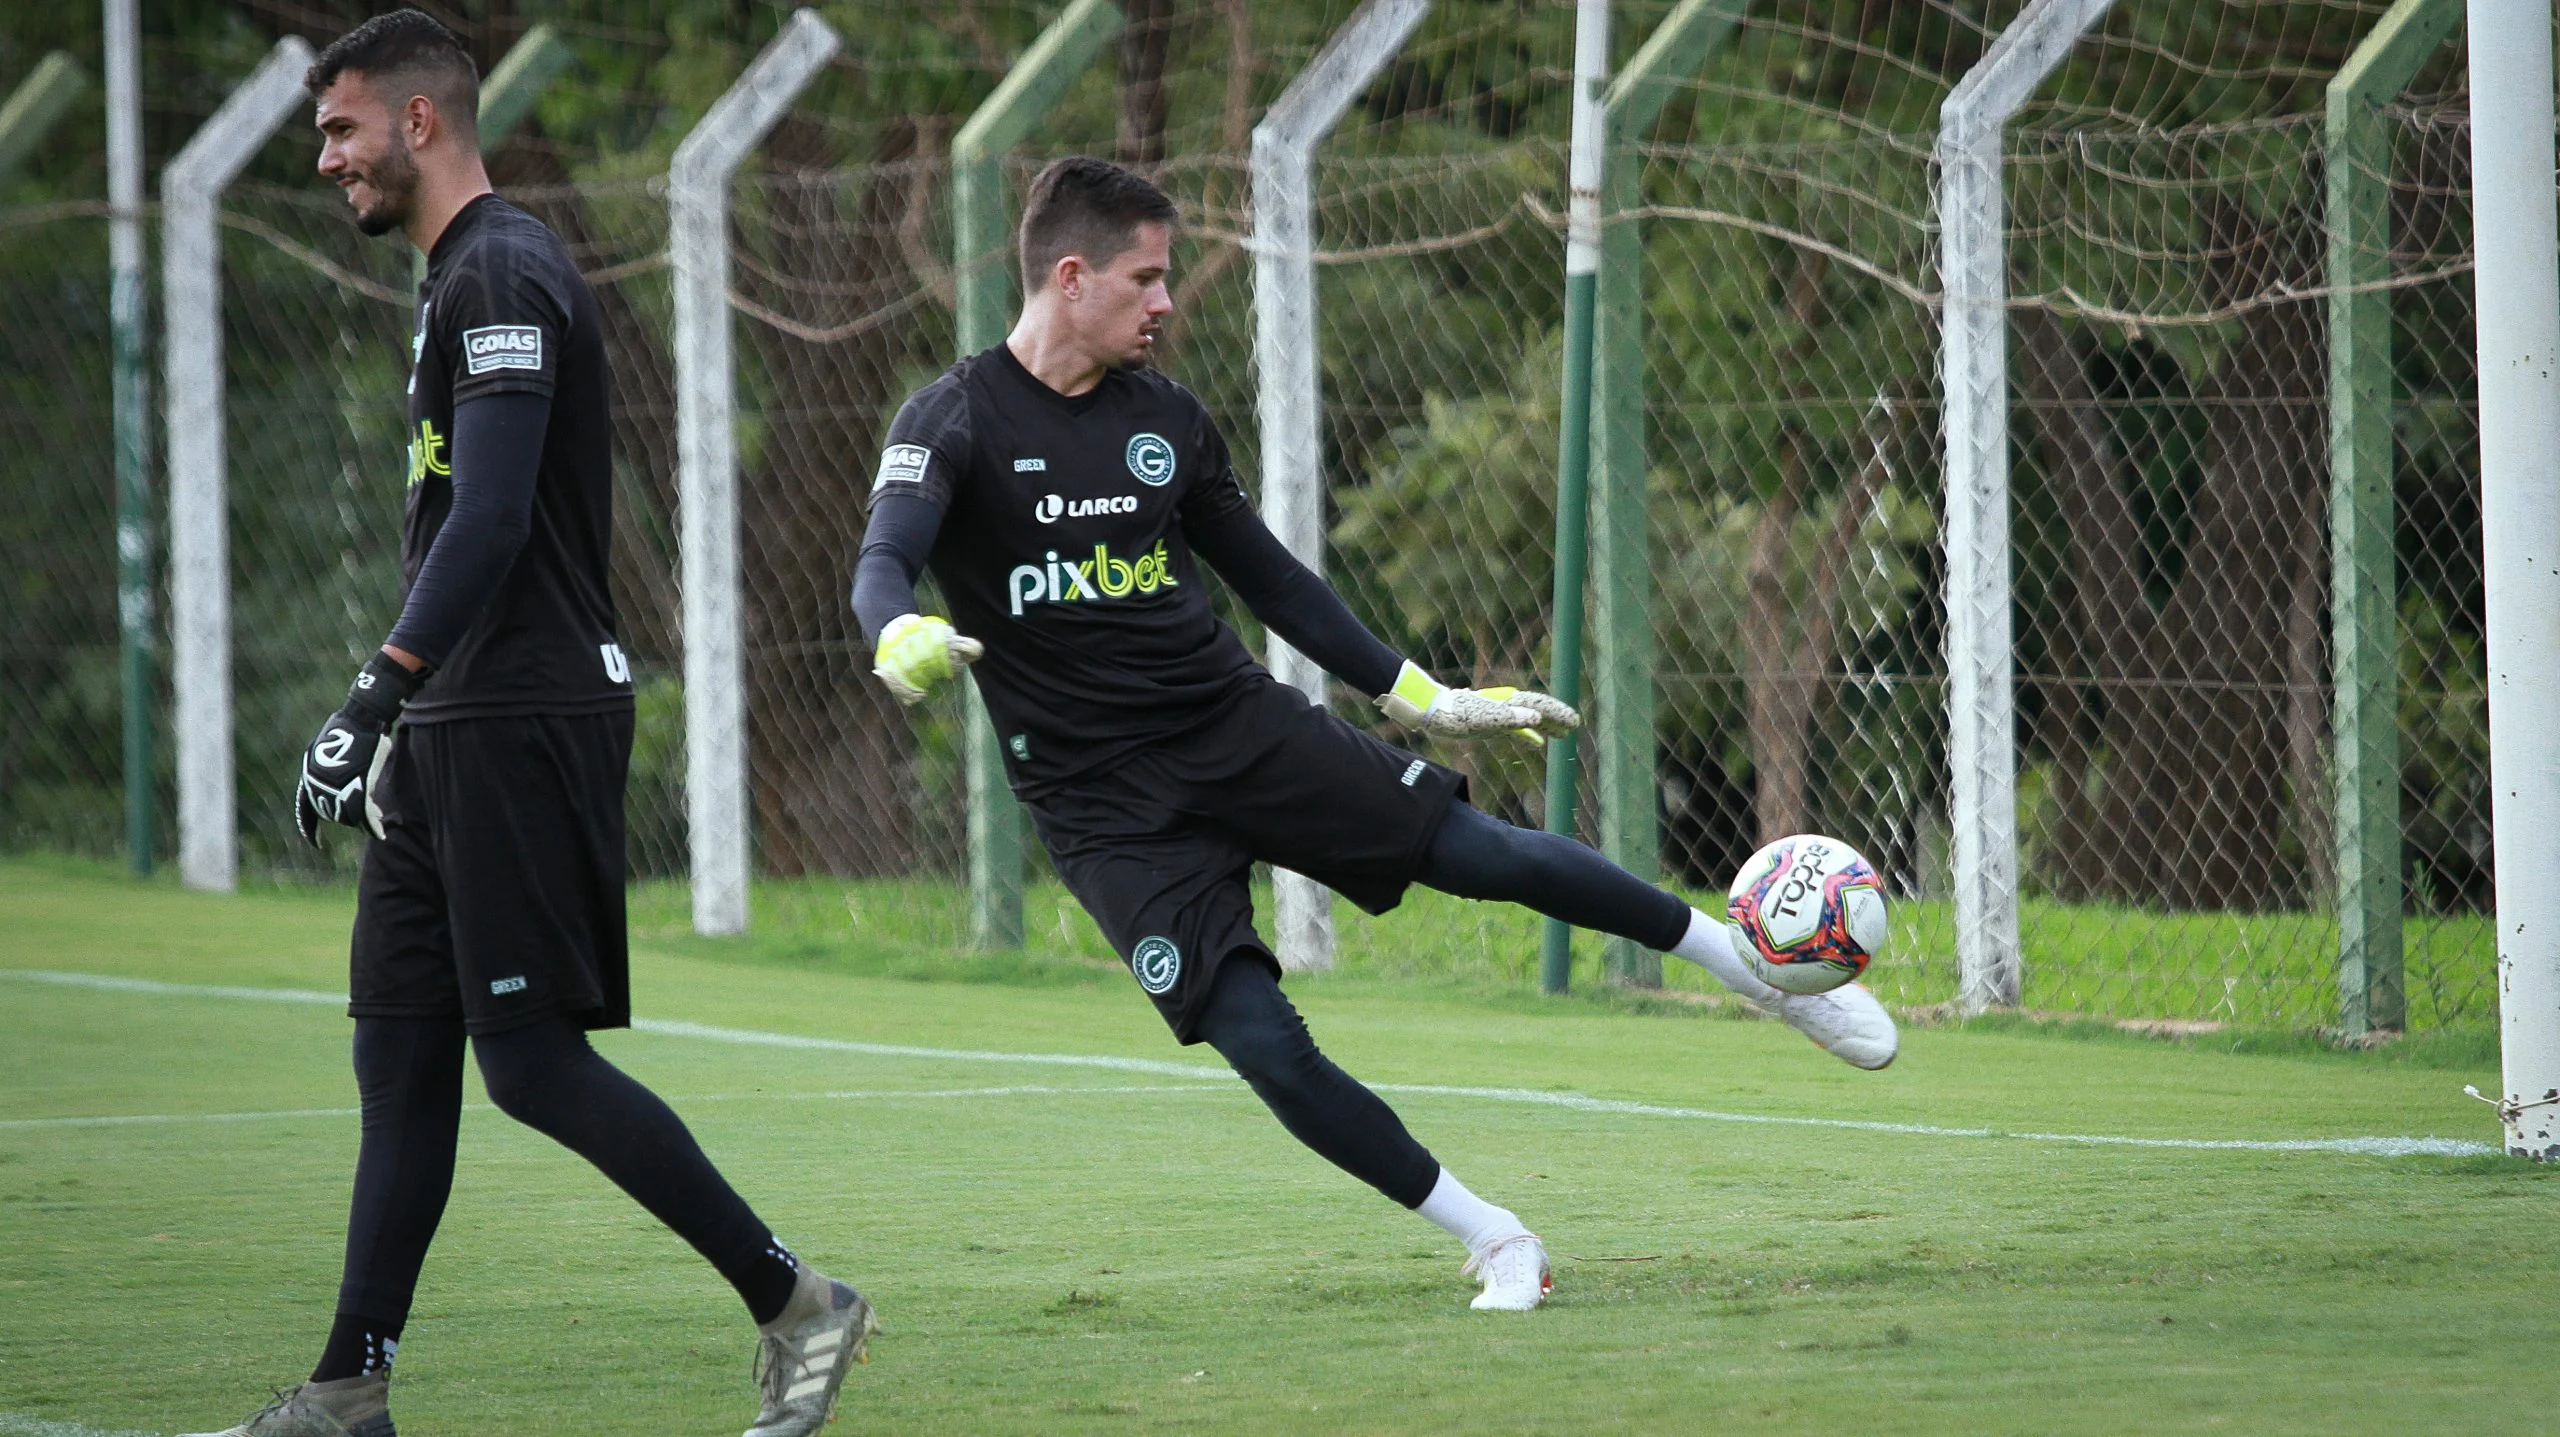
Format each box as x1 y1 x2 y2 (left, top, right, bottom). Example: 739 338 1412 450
1018 156 1178 292
306 9 480 143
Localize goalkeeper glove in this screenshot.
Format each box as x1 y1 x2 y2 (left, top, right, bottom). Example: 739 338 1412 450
1376 660 1580 744
294 651 424 846
872 612 984 706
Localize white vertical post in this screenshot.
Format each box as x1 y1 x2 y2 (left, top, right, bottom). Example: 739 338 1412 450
107 0 153 878
2466 0 2560 1159
1935 0 2111 1012
671 9 840 937
1251 0 1433 973
162 36 315 893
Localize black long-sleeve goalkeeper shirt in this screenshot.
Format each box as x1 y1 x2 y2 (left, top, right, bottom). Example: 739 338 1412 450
848 343 1404 796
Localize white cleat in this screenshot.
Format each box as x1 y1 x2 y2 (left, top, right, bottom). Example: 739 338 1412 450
1463 1232 1552 1311
1763 982 1898 1069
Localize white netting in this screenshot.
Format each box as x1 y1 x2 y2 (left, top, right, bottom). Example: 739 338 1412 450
0 1 2494 1029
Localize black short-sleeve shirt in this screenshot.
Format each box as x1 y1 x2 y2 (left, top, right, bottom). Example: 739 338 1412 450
399 194 631 723
875 345 1265 795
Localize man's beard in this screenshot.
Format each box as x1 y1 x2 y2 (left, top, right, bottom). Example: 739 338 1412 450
350 146 420 237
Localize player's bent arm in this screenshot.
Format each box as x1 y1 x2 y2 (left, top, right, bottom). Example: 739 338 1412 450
1179 496 1573 740
852 488 981 705
849 489 944 645
296 393 549 847
382 390 550 667
1181 492 1402 698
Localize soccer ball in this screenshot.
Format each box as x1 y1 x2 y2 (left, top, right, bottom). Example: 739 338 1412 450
1726 834 1888 995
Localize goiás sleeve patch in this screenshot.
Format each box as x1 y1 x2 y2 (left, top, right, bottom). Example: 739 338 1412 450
873 442 932 493
461 324 545 376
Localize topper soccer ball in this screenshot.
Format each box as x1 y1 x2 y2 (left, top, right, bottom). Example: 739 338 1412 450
1726 834 1888 995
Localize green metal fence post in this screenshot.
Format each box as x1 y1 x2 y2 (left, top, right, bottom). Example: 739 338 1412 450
2326 0 2460 1035
1541 0 1611 994
0 53 87 187
4 53 114 850
480 24 576 145
954 0 1124 950
1587 0 1747 988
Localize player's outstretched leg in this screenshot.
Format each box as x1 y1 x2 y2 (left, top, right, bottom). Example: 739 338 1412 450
1194 960 1551 1310
469 1018 875 1436
1414 801 1897 1069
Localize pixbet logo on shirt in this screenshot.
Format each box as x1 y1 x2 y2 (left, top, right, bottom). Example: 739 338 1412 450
1034 493 1139 524
1008 541 1178 616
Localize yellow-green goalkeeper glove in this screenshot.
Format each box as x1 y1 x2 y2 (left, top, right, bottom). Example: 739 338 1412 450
872 613 984 706
1376 660 1580 745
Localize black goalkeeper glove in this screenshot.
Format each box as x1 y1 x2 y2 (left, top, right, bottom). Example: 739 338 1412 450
293 652 426 846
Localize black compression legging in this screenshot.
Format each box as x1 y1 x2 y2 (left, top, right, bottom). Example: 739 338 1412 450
1414 799 1691 952
331 1015 789 1330
1195 959 1441 1208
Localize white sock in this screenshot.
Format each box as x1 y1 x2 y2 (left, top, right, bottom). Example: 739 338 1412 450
1670 907 1779 1003
1415 1167 1527 1254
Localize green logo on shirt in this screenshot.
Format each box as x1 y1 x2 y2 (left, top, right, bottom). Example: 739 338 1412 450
407 418 449 488
1006 541 1178 616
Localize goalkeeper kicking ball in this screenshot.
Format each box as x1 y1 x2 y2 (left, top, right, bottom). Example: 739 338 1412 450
1726 834 1888 995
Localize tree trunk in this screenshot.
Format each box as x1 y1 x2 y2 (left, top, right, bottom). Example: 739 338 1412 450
1116 0 1175 167
1742 443 1808 842
734 118 939 876
2017 306 2151 898
2019 198 2326 911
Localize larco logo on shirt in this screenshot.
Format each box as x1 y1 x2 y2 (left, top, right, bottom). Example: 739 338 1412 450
461 324 543 376
1034 493 1138 524
1125 432 1176 486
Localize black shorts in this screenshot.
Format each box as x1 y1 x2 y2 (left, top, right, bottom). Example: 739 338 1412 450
348 710 633 1035
1026 679 1466 1043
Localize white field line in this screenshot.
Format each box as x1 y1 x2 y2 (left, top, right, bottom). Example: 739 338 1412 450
0 1414 156 1437
1 968 2498 1159
0 1085 1244 1132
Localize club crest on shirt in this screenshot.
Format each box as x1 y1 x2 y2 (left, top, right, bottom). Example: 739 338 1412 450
873 443 931 494
1125 432 1176 487
462 324 543 375
1131 935 1181 995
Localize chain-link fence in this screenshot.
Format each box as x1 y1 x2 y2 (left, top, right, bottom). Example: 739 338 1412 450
0 0 2496 1032
0 205 128 857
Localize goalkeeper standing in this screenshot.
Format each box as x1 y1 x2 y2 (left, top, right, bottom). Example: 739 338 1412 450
853 157 1896 1312
186 15 870 1437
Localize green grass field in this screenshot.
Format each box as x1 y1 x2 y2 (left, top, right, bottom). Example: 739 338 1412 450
619 873 2503 1034
0 856 2548 1435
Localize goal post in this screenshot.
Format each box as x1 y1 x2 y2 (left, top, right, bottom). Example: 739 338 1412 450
2464 0 2560 1159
